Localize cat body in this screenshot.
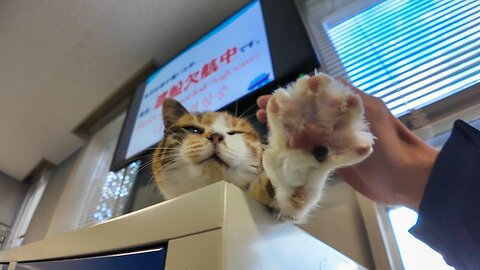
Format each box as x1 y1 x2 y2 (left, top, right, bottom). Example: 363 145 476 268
152 73 374 222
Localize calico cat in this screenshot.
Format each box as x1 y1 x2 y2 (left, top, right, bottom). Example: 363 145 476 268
152 73 374 223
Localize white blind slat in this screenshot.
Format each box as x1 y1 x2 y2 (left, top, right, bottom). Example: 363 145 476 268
331 0 473 53
324 0 480 117
346 5 480 80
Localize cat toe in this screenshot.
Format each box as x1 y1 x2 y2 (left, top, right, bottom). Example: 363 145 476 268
346 94 360 108
268 95 280 114
307 74 332 92
291 186 307 205
355 145 373 157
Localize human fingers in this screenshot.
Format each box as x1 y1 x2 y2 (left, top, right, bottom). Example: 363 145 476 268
257 95 271 110
337 78 364 96
256 109 267 123
337 78 380 108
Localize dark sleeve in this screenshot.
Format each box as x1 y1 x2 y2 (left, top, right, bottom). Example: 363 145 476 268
409 120 480 269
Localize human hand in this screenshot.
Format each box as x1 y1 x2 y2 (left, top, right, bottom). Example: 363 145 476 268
256 79 438 210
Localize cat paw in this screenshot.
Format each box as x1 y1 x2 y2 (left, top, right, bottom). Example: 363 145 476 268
267 73 374 167
262 72 374 223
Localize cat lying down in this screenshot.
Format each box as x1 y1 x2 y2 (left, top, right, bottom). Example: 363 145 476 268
152 73 374 223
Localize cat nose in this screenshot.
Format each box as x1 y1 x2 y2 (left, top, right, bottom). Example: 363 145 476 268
208 133 224 144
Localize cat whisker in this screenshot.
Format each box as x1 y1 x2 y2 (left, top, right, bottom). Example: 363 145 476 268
146 175 156 190
145 146 167 151
137 154 181 174
149 154 180 164
238 102 260 118
146 158 183 190
185 151 204 157
239 112 257 120
152 152 180 158
158 158 183 172
146 159 178 188
139 161 160 173
111 147 181 171
153 156 182 167
149 159 182 188
155 147 182 150
111 152 159 170
110 148 152 155
136 161 153 172
184 144 206 151
234 101 239 117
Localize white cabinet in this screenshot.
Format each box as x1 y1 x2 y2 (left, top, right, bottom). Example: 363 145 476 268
0 181 366 270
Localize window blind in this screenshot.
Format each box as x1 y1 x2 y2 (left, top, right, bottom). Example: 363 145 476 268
325 0 480 116
47 114 132 236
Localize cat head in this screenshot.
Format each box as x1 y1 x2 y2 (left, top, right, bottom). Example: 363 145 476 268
152 98 263 199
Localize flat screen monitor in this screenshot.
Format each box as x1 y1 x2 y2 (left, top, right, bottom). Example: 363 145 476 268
111 0 319 170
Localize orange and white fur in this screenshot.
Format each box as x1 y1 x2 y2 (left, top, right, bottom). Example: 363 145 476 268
152 73 374 223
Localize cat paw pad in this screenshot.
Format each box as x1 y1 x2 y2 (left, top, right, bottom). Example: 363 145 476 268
267 73 374 167
263 73 374 223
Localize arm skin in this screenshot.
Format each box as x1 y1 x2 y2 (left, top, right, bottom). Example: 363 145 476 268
256 79 438 210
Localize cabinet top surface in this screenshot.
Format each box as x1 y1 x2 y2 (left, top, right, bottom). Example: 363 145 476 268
0 182 227 262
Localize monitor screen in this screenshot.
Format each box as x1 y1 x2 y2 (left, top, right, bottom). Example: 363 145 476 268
126 0 273 159
111 0 319 170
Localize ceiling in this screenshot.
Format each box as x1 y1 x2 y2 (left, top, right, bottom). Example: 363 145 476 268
0 0 250 180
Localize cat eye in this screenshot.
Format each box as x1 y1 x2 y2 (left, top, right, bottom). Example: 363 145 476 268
183 126 204 134
227 130 245 135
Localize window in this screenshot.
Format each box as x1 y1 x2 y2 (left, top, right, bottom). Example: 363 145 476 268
324 0 480 117
388 207 454 270
92 161 140 223
47 113 139 235
6 174 48 248
0 223 10 250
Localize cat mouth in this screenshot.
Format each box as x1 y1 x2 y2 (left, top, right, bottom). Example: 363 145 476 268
198 154 230 167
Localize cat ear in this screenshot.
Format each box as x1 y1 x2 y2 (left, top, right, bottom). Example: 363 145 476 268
162 98 189 129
